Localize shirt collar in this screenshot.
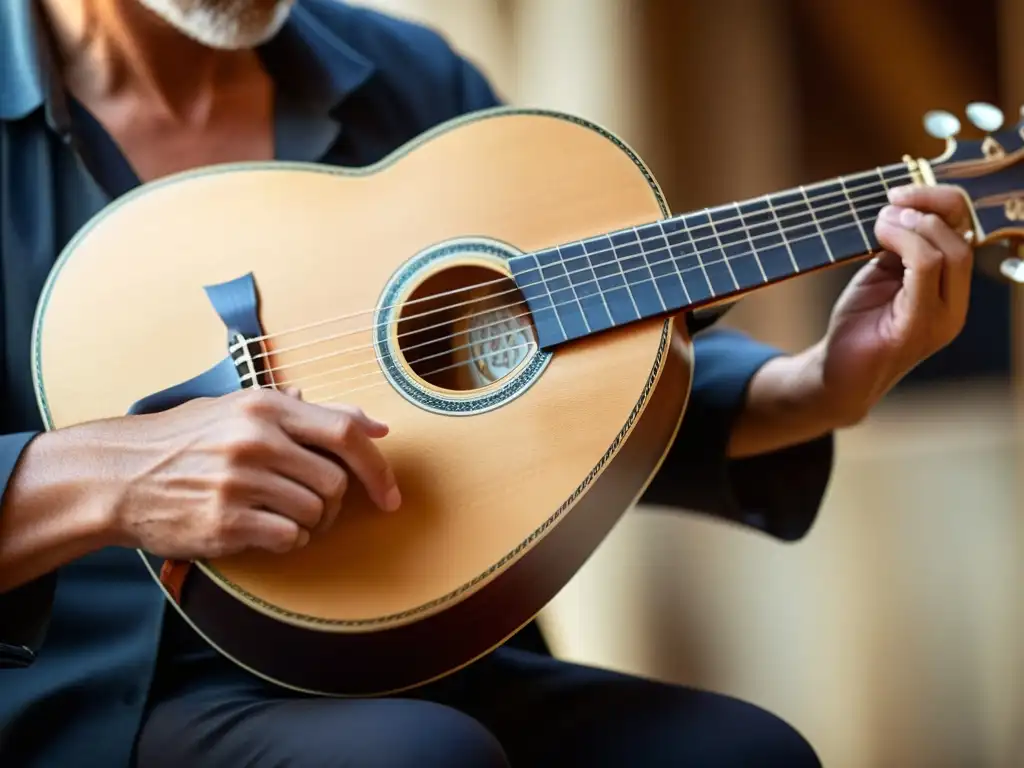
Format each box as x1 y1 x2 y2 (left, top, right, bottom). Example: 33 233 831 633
0 0 377 127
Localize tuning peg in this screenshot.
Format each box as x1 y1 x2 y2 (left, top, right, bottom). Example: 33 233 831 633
966 102 1004 132
923 110 961 139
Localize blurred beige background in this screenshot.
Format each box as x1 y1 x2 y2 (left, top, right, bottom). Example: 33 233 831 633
356 2 1024 765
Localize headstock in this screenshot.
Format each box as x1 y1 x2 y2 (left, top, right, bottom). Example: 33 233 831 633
921 103 1024 284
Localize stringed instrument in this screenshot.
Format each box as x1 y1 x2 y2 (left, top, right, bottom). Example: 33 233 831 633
31 104 1024 696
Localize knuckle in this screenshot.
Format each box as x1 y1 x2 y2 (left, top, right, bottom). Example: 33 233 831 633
326 466 349 500
918 212 943 234
297 496 326 528
333 414 357 448
224 422 273 462
336 404 366 421
276 529 303 553
208 507 242 542
212 471 244 498
236 388 280 418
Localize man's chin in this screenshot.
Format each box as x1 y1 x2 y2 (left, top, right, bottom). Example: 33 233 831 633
133 0 295 50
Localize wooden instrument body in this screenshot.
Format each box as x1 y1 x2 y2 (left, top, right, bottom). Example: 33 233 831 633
32 109 693 695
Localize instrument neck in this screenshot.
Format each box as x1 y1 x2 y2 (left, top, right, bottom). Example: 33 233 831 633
510 162 913 349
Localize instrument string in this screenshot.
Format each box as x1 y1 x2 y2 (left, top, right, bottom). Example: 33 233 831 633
305 340 540 404
281 304 534 392
298 319 535 395
243 165 914 354
257 187 904 390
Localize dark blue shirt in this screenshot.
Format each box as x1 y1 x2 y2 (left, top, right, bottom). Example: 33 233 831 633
0 1 833 765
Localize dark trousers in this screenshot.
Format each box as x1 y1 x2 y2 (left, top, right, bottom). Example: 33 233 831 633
135 619 821 767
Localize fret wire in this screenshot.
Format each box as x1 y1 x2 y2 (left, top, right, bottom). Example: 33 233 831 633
572 195 884 294
606 238 643 319
799 184 835 263
734 203 768 283
655 221 692 304
675 215 716 299
553 245 593 335
518 171 901 328
632 225 668 312
838 176 873 251
534 206 882 316
702 208 741 290
534 164 902 277
637 223 689 310
670 216 716 299
650 169 894 282
531 252 568 339
765 195 800 273
579 243 616 325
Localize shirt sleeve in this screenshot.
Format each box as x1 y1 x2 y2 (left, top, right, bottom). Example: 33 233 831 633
455 54 503 112
640 328 834 542
0 432 54 669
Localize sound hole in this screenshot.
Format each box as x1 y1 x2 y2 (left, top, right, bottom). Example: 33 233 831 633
395 265 538 392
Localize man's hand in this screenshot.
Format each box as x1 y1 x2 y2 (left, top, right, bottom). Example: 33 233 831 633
729 183 974 458
814 183 974 425
94 388 400 560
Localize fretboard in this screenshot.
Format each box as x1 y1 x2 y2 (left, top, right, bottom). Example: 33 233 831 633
509 163 909 349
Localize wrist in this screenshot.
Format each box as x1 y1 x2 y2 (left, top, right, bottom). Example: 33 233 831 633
775 341 871 430
10 428 128 550
729 342 843 459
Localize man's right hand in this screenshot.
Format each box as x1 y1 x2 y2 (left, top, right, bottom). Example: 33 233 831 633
82 388 401 560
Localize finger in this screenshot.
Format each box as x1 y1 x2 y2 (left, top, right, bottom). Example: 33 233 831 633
260 430 350 528
313 465 348 533
323 403 390 438
875 206 943 315
243 469 326 530
234 508 308 554
277 400 400 512
889 205 974 314
886 184 972 232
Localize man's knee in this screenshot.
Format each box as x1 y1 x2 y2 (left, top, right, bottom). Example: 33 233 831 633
589 677 821 768
357 700 509 768
711 695 821 768
136 695 509 768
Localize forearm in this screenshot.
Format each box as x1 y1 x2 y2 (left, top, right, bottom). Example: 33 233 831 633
0 431 122 593
727 340 852 459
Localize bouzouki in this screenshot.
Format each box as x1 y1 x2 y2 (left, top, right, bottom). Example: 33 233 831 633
31 104 1024 696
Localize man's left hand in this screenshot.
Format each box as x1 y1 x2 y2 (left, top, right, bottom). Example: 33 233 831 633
811 183 975 425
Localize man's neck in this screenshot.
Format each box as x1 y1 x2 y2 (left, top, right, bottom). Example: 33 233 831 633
39 0 262 122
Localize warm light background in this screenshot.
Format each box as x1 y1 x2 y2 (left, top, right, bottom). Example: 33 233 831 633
355 2 1023 766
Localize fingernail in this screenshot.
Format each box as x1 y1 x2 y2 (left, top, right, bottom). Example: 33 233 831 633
384 486 402 512
899 208 922 228
887 186 913 203
297 529 310 547
880 205 901 223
